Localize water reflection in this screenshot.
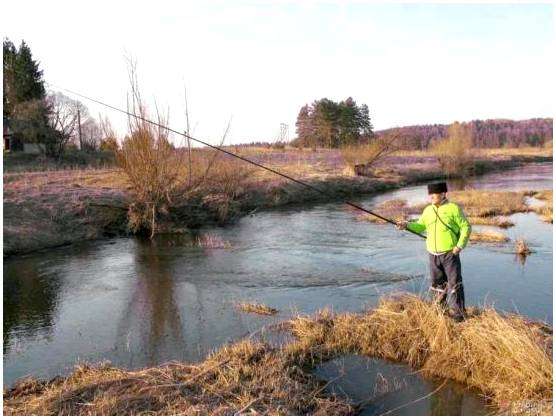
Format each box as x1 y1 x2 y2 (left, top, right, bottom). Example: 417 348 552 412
313 354 490 415
3 261 61 350
115 237 186 366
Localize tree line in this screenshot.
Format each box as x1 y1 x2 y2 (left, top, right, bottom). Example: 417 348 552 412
293 97 373 149
3 38 118 157
376 118 553 150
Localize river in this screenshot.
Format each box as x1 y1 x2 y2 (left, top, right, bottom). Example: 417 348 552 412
3 162 552 414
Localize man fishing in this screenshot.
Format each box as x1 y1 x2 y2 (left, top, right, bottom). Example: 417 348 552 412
396 182 471 321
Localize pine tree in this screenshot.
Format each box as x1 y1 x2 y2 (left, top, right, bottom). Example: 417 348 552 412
3 38 51 152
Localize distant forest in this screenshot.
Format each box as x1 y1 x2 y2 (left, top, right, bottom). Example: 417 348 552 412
238 117 552 150
376 118 553 150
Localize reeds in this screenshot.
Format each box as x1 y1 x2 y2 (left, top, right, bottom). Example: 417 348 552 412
4 294 551 416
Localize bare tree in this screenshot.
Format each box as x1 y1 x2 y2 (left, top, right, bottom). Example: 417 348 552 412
80 118 102 151
46 92 80 154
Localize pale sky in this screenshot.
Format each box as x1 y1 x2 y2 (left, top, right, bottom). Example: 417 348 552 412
2 1 554 146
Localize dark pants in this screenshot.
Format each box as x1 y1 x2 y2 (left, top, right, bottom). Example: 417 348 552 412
429 252 465 318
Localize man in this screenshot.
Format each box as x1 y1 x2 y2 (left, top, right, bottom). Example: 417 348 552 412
396 182 471 321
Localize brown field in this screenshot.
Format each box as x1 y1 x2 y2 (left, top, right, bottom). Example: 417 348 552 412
4 294 551 415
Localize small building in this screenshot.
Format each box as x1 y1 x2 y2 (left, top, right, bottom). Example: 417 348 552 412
3 117 44 153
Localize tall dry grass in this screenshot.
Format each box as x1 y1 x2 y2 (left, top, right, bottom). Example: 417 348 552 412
4 294 551 415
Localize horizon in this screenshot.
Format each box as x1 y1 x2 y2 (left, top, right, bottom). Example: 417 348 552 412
2 1 554 145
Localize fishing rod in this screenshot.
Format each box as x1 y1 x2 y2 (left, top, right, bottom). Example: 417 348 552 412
46 82 426 239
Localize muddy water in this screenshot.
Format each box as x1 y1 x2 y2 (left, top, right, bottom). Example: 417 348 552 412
3 163 552 411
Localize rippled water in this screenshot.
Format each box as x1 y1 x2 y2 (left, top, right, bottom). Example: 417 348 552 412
4 163 552 401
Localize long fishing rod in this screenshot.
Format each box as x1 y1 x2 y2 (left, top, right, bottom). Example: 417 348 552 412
46 82 426 239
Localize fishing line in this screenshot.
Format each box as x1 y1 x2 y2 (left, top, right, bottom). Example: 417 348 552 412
43 81 425 239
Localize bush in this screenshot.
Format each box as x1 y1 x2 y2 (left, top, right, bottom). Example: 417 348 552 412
431 122 474 177
340 134 399 176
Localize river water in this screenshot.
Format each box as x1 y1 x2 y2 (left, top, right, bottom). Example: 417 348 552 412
3 162 552 413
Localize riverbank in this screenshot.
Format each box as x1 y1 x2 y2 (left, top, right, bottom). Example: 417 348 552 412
3 152 551 257
4 294 552 415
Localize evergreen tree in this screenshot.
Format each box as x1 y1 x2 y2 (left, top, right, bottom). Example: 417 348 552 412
294 97 373 149
3 38 51 152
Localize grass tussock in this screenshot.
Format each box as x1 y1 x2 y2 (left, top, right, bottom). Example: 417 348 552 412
469 230 509 243
449 190 529 217
467 216 514 228
532 190 553 224
4 295 551 416
515 239 532 255
236 301 279 316
288 295 552 415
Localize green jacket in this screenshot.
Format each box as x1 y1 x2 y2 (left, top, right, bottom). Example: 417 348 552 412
407 200 471 254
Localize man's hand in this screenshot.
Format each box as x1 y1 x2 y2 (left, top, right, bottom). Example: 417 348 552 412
396 220 408 230
452 246 462 255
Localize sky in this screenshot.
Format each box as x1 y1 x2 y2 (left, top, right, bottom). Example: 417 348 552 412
2 1 554 145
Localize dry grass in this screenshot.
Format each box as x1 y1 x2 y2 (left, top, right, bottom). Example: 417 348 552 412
4 294 551 415
392 147 550 158
532 190 553 224
449 190 529 217
467 216 515 228
236 302 279 316
469 230 509 243
288 294 552 415
364 191 526 229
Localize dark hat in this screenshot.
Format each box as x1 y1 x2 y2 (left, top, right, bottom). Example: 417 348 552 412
427 182 448 194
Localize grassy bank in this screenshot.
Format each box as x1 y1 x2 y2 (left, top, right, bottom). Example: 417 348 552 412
4 294 551 415
3 149 552 257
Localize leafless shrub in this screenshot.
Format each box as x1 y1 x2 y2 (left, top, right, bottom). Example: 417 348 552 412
432 122 474 177
116 62 255 236
116 62 189 236
340 133 400 176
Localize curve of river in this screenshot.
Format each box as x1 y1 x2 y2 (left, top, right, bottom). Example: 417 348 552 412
3 162 552 413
